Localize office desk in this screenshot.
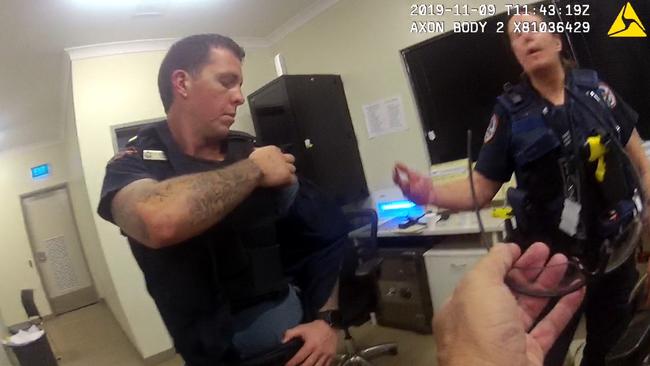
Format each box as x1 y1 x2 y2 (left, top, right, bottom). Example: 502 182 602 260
376 208 504 243
349 209 506 323
350 208 505 243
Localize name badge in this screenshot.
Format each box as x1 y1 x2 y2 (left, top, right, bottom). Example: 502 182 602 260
143 150 167 161
559 198 581 237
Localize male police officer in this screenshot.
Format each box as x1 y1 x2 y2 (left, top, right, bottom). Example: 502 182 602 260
97 34 343 366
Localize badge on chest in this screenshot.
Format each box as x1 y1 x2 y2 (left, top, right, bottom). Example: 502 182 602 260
143 150 168 161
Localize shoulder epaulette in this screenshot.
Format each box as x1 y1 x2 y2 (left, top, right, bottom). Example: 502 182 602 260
497 82 529 115
571 68 599 90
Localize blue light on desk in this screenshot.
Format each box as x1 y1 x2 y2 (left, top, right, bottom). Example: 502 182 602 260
379 200 415 210
377 199 424 218
31 164 50 180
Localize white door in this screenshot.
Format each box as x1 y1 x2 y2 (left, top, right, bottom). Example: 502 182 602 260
21 186 97 314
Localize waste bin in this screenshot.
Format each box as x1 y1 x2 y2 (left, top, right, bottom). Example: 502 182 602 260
7 332 57 366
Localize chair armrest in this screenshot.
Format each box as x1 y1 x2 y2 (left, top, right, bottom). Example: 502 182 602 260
605 310 650 366
355 257 383 278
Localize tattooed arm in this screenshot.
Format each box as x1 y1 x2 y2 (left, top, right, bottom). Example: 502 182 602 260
111 146 296 249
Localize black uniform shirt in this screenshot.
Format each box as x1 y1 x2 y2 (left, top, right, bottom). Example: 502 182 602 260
97 121 262 365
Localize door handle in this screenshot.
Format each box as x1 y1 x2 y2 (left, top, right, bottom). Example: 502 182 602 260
450 263 467 270
35 251 47 263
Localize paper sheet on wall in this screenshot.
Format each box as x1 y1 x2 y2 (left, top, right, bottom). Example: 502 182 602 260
362 96 407 138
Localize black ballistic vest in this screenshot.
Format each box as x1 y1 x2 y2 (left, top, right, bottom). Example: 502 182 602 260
499 69 639 263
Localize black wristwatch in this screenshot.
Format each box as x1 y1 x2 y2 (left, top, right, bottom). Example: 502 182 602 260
316 310 342 328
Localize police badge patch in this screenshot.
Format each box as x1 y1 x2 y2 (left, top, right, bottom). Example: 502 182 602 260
597 82 617 109
484 114 498 143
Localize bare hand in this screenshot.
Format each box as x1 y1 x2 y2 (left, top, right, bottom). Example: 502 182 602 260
392 162 435 205
249 146 296 187
434 243 585 366
282 320 338 366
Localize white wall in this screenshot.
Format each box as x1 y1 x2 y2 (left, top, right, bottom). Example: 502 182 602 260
63 76 128 341
69 43 276 358
0 142 68 324
71 49 173 358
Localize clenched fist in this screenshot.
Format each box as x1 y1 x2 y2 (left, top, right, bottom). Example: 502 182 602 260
249 146 297 187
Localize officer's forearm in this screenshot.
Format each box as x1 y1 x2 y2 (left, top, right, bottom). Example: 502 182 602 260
433 172 501 211
114 159 262 248
433 180 478 210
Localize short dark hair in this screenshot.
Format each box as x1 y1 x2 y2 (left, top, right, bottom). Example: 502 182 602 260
158 34 245 113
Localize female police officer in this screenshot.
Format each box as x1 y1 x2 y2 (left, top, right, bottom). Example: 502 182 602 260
394 12 650 366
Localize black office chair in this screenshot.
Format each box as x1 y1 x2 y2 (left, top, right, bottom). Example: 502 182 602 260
606 274 650 366
337 209 398 365
8 289 43 334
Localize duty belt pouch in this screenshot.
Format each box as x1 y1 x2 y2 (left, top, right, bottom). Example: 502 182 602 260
597 199 636 240
511 117 561 168
507 187 530 234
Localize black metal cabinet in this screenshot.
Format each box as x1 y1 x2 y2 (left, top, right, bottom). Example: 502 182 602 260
248 75 368 205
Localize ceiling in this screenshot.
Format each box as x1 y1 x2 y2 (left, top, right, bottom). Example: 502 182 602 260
0 0 333 153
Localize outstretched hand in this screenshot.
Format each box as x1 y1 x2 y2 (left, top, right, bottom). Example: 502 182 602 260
392 162 435 205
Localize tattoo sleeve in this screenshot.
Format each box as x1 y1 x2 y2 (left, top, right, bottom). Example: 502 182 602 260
112 159 261 247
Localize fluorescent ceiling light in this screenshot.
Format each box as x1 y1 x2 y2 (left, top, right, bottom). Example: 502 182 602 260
69 0 204 8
